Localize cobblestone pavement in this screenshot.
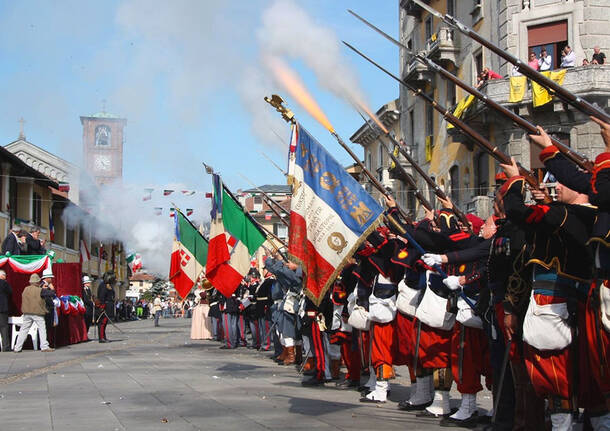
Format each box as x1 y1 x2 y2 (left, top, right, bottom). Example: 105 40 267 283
0 318 492 431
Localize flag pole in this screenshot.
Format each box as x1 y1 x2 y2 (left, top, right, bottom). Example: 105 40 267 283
202 163 289 254
238 173 290 228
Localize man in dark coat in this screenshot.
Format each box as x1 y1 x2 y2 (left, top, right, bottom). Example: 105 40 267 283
25 228 46 255
0 269 13 351
81 276 94 333
97 271 116 343
1 226 25 256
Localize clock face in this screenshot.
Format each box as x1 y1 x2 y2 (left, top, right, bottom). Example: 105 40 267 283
94 155 111 172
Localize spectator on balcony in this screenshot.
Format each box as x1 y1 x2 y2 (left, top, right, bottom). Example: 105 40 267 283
560 45 575 68
1 226 26 256
592 46 606 65
475 67 502 88
528 52 539 70
582 59 590 66
25 227 46 255
538 47 552 71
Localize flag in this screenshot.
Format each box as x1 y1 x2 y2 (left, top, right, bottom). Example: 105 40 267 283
126 252 142 273
169 210 209 298
531 70 566 107
163 190 174 196
509 76 527 103
49 208 55 242
169 208 176 217
447 95 475 129
265 211 273 221
206 175 266 297
154 207 163 215
58 182 70 192
79 240 90 263
205 192 213 198
186 208 194 216
182 190 195 196
143 188 154 201
288 123 383 305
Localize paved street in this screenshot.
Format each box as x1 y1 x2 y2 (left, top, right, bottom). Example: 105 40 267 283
0 319 491 431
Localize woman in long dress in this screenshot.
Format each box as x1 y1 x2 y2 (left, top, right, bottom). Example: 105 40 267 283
190 292 212 340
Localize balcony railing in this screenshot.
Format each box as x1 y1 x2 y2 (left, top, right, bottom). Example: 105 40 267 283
425 25 459 65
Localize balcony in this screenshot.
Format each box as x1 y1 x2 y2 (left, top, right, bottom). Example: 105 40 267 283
402 54 433 87
471 65 610 120
400 0 431 19
426 25 459 66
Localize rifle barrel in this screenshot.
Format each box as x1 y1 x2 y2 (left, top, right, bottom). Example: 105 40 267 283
343 41 550 202
347 8 592 173
410 0 610 125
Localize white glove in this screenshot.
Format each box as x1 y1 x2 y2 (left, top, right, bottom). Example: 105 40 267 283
443 275 462 291
422 253 443 267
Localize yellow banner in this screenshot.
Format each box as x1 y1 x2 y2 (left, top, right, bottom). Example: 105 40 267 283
447 95 475 129
531 70 566 108
509 76 527 103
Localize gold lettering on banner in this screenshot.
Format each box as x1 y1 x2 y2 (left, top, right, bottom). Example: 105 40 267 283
327 232 347 254
337 186 357 211
320 171 340 191
350 201 373 226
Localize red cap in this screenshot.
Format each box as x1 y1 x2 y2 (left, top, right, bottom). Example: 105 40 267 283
465 213 484 235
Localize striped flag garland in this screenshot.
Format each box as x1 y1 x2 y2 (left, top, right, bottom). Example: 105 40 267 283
163 190 174 196
169 208 176 217
154 207 163 216
186 209 194 216
143 188 154 201
58 182 70 192
182 190 195 196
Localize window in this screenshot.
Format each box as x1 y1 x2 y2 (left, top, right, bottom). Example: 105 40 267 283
33 192 42 226
449 165 459 203
95 125 111 147
528 20 568 70
409 110 415 146
447 0 455 16
475 152 490 196
66 227 75 250
378 143 384 169
425 16 433 41
366 150 372 171
407 187 416 214
253 195 263 212
475 51 483 78
273 223 288 240
447 81 456 107
426 103 434 136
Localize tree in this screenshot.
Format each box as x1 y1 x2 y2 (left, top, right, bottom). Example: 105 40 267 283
141 278 170 301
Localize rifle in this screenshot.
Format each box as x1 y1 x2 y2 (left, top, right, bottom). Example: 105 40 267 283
238 173 290 229
355 111 434 212
203 163 290 256
347 9 594 173
408 0 610 126
356 110 473 231
343 42 551 203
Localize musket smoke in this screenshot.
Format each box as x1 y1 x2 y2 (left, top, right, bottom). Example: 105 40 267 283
259 0 371 114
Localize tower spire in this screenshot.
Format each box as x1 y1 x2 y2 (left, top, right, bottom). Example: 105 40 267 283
18 117 26 140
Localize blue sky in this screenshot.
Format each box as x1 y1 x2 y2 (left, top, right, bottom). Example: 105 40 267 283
0 0 399 199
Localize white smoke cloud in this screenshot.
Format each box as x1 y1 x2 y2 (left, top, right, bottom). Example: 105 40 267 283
258 0 370 110
62 176 210 276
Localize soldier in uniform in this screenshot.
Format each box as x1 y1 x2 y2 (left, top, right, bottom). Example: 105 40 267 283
97 271 117 343
500 157 596 430
81 276 94 333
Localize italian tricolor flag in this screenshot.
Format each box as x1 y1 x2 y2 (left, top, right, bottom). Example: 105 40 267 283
206 175 266 298
169 210 208 298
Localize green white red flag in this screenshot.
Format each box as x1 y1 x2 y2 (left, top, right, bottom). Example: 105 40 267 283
169 210 208 298
206 175 266 297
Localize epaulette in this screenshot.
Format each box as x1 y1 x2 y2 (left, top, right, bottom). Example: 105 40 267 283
539 145 560 164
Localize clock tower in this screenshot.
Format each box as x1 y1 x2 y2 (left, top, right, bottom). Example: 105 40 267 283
81 110 126 186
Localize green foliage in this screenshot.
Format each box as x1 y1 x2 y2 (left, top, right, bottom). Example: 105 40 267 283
141 279 170 301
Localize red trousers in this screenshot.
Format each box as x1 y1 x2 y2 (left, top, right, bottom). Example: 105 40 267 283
419 322 452 369
360 330 371 369
450 323 492 394
586 280 610 397
395 312 416 367
370 321 397 371
523 294 572 401
341 334 362 381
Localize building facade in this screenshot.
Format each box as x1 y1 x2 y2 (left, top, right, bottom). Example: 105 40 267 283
398 0 610 218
